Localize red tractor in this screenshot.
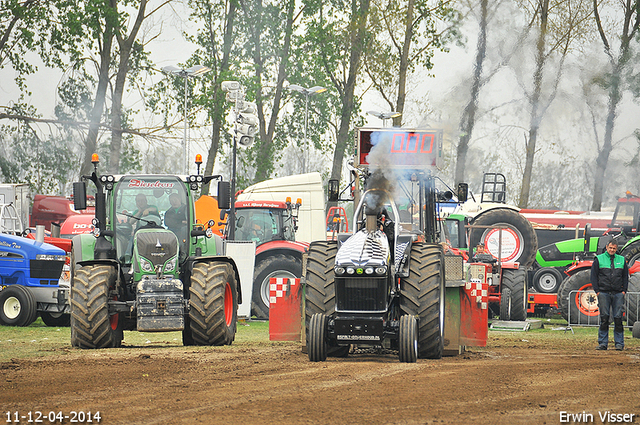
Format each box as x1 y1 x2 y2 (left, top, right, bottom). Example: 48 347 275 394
222 199 307 319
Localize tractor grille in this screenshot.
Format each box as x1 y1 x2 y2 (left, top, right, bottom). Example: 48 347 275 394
136 231 178 267
30 259 65 279
335 277 388 312
445 255 465 282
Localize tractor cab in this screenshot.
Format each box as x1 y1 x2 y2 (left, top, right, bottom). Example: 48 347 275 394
223 199 301 246
609 192 640 236
111 175 189 267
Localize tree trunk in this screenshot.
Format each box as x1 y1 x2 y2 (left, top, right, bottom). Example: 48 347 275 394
330 0 371 184
252 0 295 182
109 0 148 174
202 1 237 196
590 1 638 211
392 0 414 128
591 71 620 211
454 0 487 186
80 0 116 177
518 0 548 209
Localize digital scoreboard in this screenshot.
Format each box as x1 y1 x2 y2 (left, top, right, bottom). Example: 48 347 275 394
355 128 443 169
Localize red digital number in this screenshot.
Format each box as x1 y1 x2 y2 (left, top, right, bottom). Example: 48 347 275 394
390 133 434 154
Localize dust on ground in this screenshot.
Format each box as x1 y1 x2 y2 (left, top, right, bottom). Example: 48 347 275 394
1 332 639 425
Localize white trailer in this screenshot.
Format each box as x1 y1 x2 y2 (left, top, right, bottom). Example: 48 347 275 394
237 172 326 243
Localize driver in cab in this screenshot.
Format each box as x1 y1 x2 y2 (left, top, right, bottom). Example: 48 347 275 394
128 194 159 225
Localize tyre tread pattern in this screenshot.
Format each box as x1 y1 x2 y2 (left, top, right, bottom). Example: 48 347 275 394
501 268 527 321
469 209 538 267
400 243 444 359
304 241 349 357
189 262 237 346
70 265 120 349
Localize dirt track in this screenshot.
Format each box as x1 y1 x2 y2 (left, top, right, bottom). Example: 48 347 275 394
1 332 640 425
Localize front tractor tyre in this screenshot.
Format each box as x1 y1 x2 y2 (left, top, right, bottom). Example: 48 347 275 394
400 243 445 359
625 273 640 325
557 270 598 325
308 313 328 362
186 262 238 346
501 268 527 321
304 241 349 357
398 315 418 363
0 285 37 327
70 265 123 349
41 312 71 327
251 254 301 320
499 287 512 321
532 267 563 294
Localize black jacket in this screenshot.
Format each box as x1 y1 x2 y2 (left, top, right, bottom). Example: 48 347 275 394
591 252 628 293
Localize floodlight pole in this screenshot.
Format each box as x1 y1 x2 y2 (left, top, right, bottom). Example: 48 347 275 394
287 84 326 173
162 64 211 174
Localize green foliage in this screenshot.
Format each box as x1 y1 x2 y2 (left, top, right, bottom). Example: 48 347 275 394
0 103 75 194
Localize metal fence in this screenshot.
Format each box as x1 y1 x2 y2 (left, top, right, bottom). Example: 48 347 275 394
565 290 640 332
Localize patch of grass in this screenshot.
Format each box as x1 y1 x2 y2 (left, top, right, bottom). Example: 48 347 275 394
0 319 273 362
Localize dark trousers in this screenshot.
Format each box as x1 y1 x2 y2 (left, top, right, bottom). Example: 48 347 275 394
597 291 624 347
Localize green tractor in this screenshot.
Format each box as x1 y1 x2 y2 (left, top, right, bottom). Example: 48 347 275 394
69 155 241 348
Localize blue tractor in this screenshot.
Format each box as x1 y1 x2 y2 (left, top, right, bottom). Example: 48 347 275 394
0 233 67 326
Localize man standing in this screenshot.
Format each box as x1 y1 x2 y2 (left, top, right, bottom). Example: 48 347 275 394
591 240 629 350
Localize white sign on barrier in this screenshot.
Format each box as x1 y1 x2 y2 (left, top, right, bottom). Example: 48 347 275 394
223 240 256 319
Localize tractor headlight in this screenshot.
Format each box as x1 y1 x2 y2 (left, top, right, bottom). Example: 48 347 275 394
164 256 177 273
139 257 154 273
375 266 387 275
335 266 345 275
346 267 355 275
364 267 374 275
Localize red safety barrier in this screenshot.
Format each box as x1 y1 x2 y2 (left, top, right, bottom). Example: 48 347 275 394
460 279 489 347
268 278 302 341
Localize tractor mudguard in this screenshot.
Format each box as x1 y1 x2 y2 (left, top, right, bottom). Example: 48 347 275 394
190 256 243 305
564 261 593 277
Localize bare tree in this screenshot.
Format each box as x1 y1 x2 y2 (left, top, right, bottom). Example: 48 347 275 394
518 0 592 208
590 0 639 210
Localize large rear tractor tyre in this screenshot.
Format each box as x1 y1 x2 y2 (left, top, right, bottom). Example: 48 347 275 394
398 314 418 363
499 287 512 321
622 242 640 268
41 312 71 327
532 267 564 294
557 270 598 325
70 265 123 348
469 208 538 267
0 285 37 327
187 262 238 346
251 254 301 320
400 243 445 359
626 273 640 325
304 241 349 357
501 268 527 321
308 313 328 362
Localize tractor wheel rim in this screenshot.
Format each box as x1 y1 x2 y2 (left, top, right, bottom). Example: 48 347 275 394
224 281 233 326
576 283 599 316
539 273 558 292
3 297 21 320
